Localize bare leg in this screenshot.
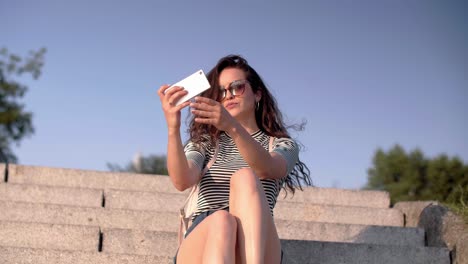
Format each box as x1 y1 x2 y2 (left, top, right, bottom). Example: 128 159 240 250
177 210 237 264
229 168 282 264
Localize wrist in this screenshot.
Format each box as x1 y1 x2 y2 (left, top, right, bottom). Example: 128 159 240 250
168 128 181 137
226 123 244 140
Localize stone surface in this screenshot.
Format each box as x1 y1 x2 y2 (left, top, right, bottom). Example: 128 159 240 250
278 187 390 208
102 229 177 256
418 204 468 264
281 240 450 264
274 201 404 226
0 199 408 245
0 200 179 233
9 164 391 207
8 164 105 189
0 246 172 264
0 198 424 248
418 204 467 249
454 232 468 264
105 189 403 226
0 183 103 208
0 164 454 264
105 188 390 213
99 228 431 262
275 219 425 246
393 201 439 227
101 225 425 258
105 189 182 212
8 164 179 193
0 221 99 252
1 163 5 182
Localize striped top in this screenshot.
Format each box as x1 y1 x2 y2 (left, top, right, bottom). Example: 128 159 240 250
184 130 299 219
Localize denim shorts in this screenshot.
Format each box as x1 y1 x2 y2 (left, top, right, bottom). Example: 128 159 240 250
174 209 283 263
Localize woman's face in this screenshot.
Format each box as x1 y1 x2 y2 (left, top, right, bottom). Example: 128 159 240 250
218 67 260 120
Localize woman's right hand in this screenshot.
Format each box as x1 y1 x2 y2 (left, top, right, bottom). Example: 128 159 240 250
157 85 190 132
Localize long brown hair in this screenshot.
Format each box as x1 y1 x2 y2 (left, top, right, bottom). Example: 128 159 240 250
187 54 312 193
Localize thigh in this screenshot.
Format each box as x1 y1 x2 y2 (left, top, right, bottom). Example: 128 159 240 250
176 210 235 263
176 214 211 263
230 169 282 263
263 217 282 264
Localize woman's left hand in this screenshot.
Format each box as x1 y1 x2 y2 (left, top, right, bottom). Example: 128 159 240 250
190 97 236 132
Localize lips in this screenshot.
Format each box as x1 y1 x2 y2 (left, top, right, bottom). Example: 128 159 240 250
225 102 238 109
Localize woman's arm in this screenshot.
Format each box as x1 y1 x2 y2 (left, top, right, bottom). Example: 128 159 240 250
166 129 202 191
227 123 289 180
190 96 294 180
158 85 201 191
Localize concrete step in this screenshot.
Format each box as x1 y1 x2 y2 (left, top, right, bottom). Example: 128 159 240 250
281 240 450 264
0 201 179 233
1 163 5 181
102 229 177 257
0 222 429 258
8 164 391 208
274 201 403 226
0 199 403 234
0 233 443 264
7 164 178 193
0 221 99 252
0 242 450 264
104 188 390 214
278 187 389 208
274 219 424 246
105 189 187 212
0 181 392 215
105 190 402 226
0 183 103 208
101 225 425 257
0 181 400 227
0 246 172 264
33 226 443 264
0 200 416 247
104 189 401 226
0 231 448 264
117 187 407 227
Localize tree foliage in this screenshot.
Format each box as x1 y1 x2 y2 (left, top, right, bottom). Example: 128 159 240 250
0 47 46 163
107 153 168 175
365 144 468 207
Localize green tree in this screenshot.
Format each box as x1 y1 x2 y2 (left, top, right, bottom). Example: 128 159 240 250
107 153 168 175
0 47 46 163
365 145 468 207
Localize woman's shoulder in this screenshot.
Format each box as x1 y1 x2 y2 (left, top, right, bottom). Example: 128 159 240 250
257 130 295 143
185 134 216 152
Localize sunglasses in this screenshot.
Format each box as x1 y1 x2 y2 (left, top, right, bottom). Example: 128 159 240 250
218 80 249 100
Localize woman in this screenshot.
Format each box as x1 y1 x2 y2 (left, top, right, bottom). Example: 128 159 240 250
158 55 311 264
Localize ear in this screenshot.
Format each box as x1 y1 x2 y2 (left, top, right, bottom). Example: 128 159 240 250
255 90 262 102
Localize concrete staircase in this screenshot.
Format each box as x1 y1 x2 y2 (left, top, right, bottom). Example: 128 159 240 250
0 163 451 263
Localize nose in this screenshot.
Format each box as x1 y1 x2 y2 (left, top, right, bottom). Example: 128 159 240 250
224 88 234 100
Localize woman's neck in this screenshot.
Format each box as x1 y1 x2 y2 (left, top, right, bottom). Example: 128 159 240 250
236 115 259 134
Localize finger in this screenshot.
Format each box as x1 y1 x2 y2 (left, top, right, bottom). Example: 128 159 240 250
165 86 185 98
190 101 216 111
168 90 188 105
157 84 170 98
194 96 217 106
194 117 214 125
191 109 215 118
176 100 191 111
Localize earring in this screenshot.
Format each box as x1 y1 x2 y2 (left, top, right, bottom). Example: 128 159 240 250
256 101 259 110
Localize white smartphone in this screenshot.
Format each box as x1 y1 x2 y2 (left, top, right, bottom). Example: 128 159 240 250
165 69 211 106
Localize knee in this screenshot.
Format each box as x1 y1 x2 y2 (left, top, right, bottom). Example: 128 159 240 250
209 210 237 238
230 168 260 194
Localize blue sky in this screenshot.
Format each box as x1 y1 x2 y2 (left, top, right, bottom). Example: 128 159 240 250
1 0 467 189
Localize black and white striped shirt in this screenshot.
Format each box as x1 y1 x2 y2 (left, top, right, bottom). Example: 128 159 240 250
184 130 299 219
